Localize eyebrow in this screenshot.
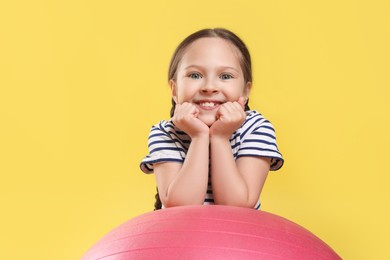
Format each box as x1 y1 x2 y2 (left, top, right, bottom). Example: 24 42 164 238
184 65 240 73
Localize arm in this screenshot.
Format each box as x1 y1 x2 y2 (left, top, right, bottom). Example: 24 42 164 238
154 135 209 207
154 102 210 207
209 97 270 207
210 135 270 207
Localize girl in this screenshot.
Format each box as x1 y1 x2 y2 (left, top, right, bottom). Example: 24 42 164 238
140 28 283 210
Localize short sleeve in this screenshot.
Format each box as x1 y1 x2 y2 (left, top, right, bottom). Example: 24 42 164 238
140 121 186 174
237 112 284 171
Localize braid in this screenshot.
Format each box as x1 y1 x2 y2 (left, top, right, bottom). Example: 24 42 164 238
170 98 176 117
154 187 162 210
244 99 250 111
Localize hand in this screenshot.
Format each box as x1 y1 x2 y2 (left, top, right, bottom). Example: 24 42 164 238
210 97 247 139
172 102 209 138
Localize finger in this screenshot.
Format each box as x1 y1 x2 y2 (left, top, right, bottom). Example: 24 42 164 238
174 103 195 119
234 101 247 119
237 96 246 110
179 102 193 112
215 105 222 119
216 103 228 119
219 103 238 122
193 106 200 117
229 102 246 121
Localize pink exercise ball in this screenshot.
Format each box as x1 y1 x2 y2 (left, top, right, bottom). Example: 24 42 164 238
82 205 341 259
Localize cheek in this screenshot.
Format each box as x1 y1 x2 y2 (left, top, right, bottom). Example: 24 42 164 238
225 85 246 99
177 81 199 100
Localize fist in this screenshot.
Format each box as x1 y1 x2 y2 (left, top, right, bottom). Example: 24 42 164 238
172 102 209 138
210 97 247 139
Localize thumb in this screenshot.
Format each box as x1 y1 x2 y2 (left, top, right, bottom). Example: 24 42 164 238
237 96 246 109
192 106 200 117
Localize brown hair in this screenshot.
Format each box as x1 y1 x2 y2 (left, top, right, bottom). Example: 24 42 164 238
155 28 253 210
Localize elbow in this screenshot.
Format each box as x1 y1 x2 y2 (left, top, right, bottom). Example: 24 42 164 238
214 195 258 209
159 184 208 208
243 197 260 208
162 194 205 208
215 200 257 209
163 201 204 208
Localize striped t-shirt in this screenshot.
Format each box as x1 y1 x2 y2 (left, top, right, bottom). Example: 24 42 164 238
140 110 284 209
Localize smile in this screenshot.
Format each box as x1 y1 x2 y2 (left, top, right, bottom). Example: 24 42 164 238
196 101 221 110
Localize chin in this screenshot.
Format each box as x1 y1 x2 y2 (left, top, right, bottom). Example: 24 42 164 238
198 114 217 127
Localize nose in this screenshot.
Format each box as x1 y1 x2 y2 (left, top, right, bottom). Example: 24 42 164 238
201 79 219 94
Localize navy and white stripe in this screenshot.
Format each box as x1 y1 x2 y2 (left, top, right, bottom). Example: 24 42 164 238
140 110 284 209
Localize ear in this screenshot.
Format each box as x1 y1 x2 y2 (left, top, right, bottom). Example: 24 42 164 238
169 79 178 104
244 81 252 100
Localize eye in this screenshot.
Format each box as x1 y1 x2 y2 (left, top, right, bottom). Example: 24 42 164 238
188 72 202 79
220 73 233 80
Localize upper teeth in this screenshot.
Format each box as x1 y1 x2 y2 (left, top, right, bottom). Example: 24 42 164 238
200 102 216 107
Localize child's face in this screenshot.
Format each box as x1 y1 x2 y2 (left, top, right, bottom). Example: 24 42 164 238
171 37 251 126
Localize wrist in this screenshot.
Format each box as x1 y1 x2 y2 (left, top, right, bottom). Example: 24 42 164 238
191 132 210 142
210 133 231 143
176 123 209 139
209 127 232 140
209 124 237 140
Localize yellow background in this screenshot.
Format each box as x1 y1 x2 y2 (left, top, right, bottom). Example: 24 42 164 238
1 0 389 259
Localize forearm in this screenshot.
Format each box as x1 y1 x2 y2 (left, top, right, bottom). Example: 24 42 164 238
210 136 255 207
164 135 210 207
